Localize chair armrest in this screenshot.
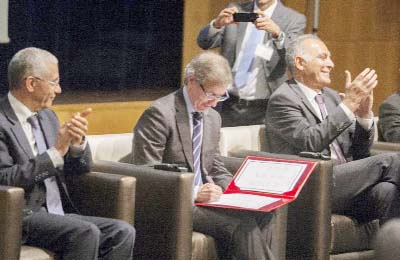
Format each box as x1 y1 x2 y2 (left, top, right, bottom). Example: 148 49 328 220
0 185 24 260
371 141 400 155
219 155 244 174
92 160 194 260
67 171 136 225
230 150 334 259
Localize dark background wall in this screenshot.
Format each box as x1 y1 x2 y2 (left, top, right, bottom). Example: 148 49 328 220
0 0 184 95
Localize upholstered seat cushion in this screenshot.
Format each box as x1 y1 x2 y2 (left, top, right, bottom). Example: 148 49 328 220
20 245 54 260
191 232 218 260
330 214 379 254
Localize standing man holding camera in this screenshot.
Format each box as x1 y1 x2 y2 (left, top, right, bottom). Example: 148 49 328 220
197 0 306 127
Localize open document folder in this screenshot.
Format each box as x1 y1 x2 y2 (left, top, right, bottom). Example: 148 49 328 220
196 156 317 212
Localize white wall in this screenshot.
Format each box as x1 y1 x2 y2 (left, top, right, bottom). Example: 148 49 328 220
0 0 10 43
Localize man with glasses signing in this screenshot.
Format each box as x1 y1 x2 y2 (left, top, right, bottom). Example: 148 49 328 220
131 51 277 260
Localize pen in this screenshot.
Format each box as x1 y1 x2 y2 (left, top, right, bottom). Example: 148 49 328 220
205 176 214 184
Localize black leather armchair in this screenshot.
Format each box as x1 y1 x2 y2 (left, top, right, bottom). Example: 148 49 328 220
89 133 288 260
93 160 194 260
0 171 136 260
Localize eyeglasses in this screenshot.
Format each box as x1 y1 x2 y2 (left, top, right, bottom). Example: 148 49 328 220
198 82 229 102
33 76 60 87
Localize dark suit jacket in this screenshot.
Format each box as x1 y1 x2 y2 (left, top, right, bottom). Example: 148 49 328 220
265 80 373 161
378 92 400 142
131 89 232 190
0 96 92 216
197 1 306 95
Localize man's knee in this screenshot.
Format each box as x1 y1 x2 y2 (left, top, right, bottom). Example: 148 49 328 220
110 220 136 244
373 182 399 202
79 222 101 241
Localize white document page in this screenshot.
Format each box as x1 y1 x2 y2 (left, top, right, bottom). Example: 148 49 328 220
207 193 280 210
234 159 307 194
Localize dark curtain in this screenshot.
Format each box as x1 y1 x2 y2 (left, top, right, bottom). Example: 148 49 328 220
0 0 183 94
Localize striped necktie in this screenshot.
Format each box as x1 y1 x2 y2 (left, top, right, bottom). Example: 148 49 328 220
315 94 347 165
27 115 65 215
192 112 203 186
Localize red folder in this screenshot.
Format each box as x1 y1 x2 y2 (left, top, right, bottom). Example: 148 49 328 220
196 156 317 212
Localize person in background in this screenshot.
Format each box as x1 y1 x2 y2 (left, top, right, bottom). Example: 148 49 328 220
0 47 135 260
131 51 276 260
197 0 306 127
378 90 400 142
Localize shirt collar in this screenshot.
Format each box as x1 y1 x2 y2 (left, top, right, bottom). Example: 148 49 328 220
295 80 321 102
254 0 278 18
8 92 36 123
182 86 196 115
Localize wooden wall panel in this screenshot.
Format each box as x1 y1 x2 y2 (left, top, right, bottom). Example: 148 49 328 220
183 0 400 114
53 101 151 135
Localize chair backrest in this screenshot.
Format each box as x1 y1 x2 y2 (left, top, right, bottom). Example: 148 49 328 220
219 124 265 156
87 133 133 162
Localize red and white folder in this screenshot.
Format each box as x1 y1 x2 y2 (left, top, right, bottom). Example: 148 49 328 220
196 156 317 212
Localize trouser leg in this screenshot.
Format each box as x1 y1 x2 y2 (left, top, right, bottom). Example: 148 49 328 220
70 214 135 260
332 153 400 222
23 211 135 260
23 211 99 260
220 99 267 127
193 206 276 260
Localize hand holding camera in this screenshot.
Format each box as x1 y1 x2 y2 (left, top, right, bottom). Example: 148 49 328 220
213 6 239 28
253 10 281 38
213 6 281 38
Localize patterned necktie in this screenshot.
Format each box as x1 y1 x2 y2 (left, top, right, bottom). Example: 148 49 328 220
27 115 65 215
234 25 264 89
314 94 347 165
192 112 203 186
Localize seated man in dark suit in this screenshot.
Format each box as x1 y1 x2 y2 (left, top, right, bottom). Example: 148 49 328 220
0 47 135 260
378 91 400 142
266 34 400 224
131 51 276 260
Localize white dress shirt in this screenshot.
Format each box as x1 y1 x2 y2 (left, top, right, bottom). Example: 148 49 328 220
8 92 87 169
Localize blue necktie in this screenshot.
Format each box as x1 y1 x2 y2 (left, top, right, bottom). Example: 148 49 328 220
192 112 203 186
234 25 264 89
28 115 65 215
315 94 347 165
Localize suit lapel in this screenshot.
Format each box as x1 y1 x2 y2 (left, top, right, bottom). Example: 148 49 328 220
37 111 56 150
321 89 346 145
270 1 285 29
288 80 322 121
0 98 34 158
174 90 194 170
321 89 338 115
